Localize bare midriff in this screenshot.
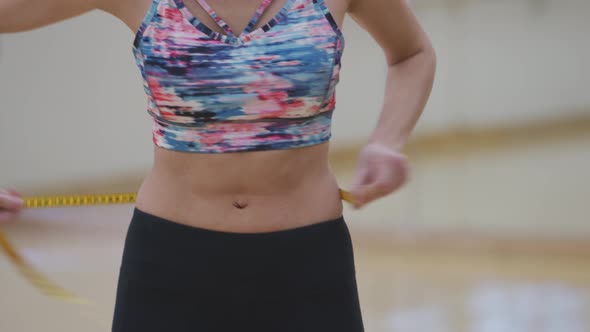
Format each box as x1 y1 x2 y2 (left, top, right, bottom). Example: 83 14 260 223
134 142 344 233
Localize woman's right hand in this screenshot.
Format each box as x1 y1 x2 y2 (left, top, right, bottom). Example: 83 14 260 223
0 188 24 223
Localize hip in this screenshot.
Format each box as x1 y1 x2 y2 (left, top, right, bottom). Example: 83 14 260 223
112 207 364 332
118 207 356 296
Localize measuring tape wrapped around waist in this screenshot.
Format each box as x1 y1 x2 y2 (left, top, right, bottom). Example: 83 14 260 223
22 190 354 208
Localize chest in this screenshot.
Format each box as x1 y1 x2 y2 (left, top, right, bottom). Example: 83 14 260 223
132 0 345 121
181 0 346 37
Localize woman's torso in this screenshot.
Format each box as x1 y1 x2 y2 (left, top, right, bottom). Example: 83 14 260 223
121 0 349 232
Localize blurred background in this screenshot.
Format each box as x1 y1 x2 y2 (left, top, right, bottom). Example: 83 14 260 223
1 0 589 331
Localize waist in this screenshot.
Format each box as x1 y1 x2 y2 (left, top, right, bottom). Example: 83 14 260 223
135 142 344 232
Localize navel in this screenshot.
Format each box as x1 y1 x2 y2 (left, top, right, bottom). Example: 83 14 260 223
232 199 249 209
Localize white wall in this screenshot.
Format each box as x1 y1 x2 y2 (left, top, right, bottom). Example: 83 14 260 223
0 13 151 189
335 0 590 142
1 0 589 189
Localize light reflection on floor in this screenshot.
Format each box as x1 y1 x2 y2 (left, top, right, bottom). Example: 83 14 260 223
366 280 589 332
355 247 590 332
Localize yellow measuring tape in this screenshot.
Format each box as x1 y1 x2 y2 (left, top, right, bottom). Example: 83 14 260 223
0 192 138 303
21 192 138 209
19 191 354 208
0 192 143 327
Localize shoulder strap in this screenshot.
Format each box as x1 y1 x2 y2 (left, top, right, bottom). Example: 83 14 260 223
195 0 235 36
242 0 274 34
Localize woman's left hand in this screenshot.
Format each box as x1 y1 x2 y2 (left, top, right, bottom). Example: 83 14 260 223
348 142 409 209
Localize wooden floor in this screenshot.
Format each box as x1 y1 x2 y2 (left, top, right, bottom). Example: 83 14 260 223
1 204 589 332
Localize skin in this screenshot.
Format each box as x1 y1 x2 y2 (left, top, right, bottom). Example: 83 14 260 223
0 0 435 231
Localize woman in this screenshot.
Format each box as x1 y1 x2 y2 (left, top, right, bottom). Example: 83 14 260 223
0 0 435 331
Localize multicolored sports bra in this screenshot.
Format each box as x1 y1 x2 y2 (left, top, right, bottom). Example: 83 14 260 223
133 0 344 153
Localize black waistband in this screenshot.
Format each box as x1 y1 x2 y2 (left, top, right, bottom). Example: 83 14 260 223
119 207 356 301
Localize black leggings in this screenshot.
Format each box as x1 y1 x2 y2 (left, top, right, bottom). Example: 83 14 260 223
112 207 365 332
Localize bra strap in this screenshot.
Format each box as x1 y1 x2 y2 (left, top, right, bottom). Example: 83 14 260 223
242 0 274 34
194 0 235 36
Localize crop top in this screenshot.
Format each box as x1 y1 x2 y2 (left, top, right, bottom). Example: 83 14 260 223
133 0 344 153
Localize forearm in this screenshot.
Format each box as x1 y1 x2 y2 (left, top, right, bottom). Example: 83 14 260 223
369 46 436 150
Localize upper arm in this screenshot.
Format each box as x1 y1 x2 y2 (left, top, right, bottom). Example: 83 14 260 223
348 0 433 65
0 0 103 33
0 0 147 34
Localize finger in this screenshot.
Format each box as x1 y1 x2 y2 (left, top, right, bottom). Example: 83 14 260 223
350 185 370 209
0 192 24 210
362 182 390 205
350 164 370 188
349 167 372 208
356 180 388 206
6 188 22 197
356 165 398 205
